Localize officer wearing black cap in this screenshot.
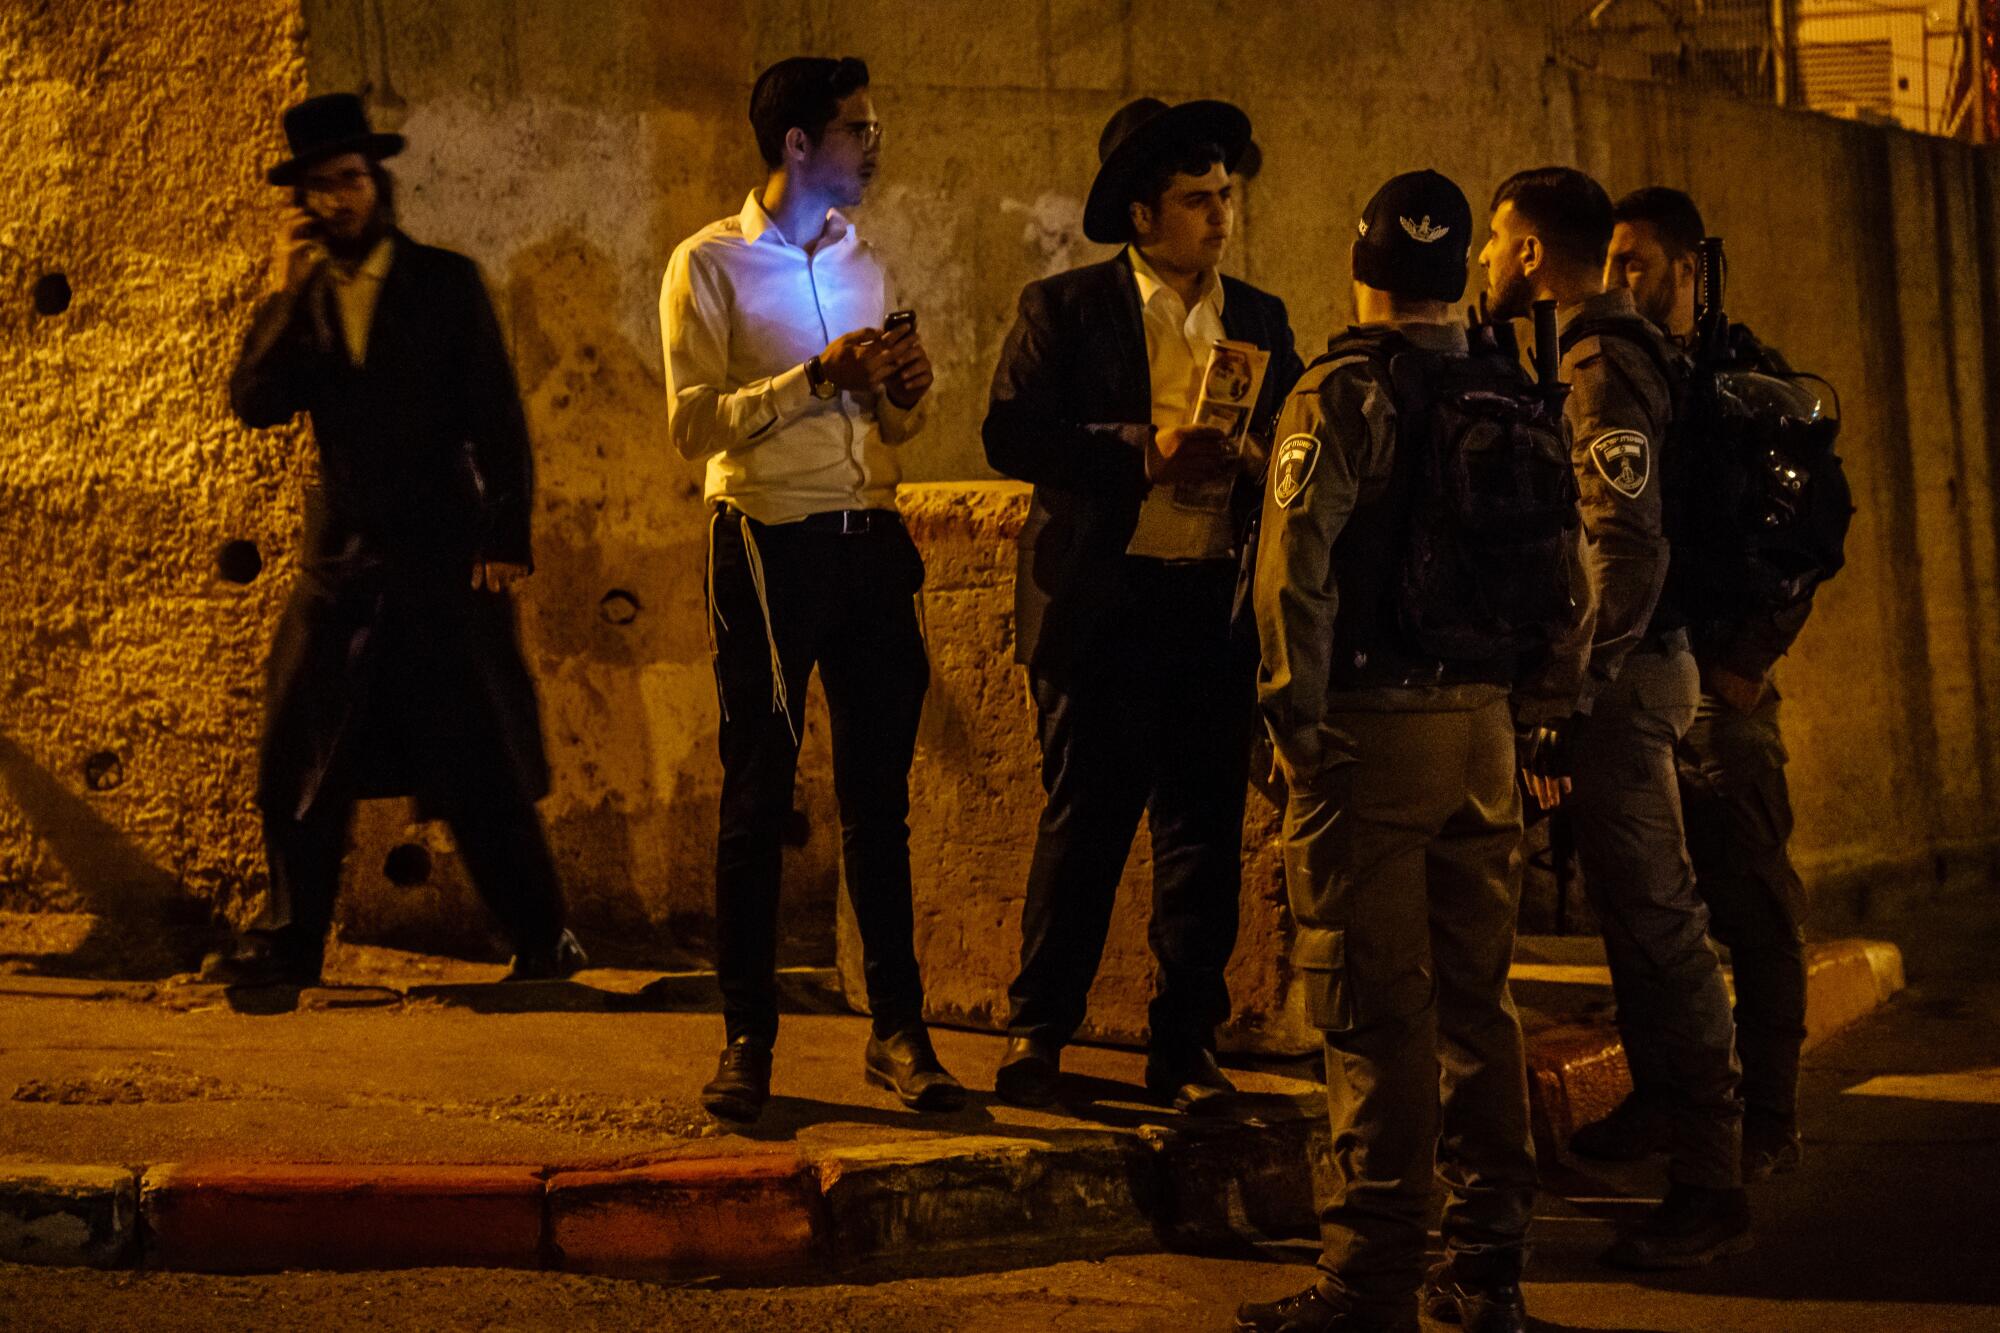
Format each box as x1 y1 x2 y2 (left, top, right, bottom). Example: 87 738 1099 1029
1482 167 1750 1270
984 97 1300 1111
1239 170 1552 1333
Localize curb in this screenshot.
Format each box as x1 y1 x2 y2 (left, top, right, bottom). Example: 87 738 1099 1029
0 937 1906 1280
1526 936 1906 1156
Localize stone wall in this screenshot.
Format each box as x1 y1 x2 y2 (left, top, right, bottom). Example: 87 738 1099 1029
4 3 1997 1044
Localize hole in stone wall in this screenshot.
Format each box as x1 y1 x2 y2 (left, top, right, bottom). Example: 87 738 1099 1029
383 843 433 887
782 807 810 848
216 539 264 585
32 273 72 317
599 589 640 625
82 750 125 792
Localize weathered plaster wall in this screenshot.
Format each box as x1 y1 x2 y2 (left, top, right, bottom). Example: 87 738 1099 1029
0 1 307 970
5 2 1998 1046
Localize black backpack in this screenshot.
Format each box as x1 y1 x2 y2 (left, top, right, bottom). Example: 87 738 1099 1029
1313 329 1580 673
1561 316 1851 618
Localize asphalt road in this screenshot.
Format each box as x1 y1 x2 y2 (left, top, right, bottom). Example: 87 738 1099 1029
5 892 1997 1331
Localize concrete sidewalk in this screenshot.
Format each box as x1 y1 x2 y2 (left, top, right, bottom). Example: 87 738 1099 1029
0 933 1903 1280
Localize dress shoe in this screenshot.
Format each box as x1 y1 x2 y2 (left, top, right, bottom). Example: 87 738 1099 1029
1743 1115 1803 1181
1600 1181 1754 1269
864 1025 967 1112
994 1035 1062 1108
1420 1259 1528 1333
701 1036 773 1124
1145 1046 1237 1113
1235 1281 1418 1332
1568 1091 1670 1161
197 935 320 988
503 929 589 982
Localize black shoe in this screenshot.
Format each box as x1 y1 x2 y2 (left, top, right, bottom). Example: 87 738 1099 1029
1601 1182 1754 1270
701 1036 772 1124
994 1035 1061 1108
1235 1281 1417 1332
1743 1116 1803 1182
1569 1092 1671 1161
197 935 321 988
1421 1259 1528 1333
1144 1046 1237 1113
865 1025 967 1112
503 929 589 982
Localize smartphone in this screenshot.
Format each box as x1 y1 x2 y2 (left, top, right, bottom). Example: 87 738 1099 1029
885 308 916 338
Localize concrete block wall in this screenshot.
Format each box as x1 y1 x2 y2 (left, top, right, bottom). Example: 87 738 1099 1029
4 3 1997 1045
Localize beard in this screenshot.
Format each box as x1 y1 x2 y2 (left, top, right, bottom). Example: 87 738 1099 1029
322 205 391 264
1484 267 1535 321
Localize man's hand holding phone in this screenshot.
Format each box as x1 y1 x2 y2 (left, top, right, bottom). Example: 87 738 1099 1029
878 309 932 409
271 207 328 297
818 311 933 410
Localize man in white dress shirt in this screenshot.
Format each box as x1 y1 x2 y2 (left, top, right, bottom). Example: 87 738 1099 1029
661 55 960 1124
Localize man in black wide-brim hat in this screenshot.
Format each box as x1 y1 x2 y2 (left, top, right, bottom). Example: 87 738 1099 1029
983 97 1302 1111
203 93 584 987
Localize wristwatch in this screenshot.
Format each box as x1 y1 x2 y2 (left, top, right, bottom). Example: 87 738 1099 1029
805 355 839 401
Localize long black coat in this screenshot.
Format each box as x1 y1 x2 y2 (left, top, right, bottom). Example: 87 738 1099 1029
983 249 1303 675
230 232 550 819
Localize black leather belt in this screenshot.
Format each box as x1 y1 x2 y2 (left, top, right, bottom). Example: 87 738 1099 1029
716 503 900 536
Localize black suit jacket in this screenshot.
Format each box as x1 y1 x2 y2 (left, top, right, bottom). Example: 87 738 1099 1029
229 233 549 816
983 250 1302 673
231 231 534 571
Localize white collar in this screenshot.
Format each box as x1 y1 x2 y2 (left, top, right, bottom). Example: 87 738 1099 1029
739 190 853 252
1128 245 1223 318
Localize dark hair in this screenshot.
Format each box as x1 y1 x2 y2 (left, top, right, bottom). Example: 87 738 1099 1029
1613 186 1705 260
749 56 870 168
1491 166 1614 269
1130 140 1228 220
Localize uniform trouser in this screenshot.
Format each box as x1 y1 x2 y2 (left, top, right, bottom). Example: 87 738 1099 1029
1008 558 1251 1057
253 794 565 972
1283 697 1537 1310
709 508 930 1049
1677 691 1808 1131
1569 646 1744 1188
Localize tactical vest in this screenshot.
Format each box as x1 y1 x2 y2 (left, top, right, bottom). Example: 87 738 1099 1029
1314 329 1579 690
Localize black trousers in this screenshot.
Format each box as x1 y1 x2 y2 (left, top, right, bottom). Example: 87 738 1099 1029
708 507 930 1048
252 795 565 971
1008 557 1252 1055
1678 690 1809 1130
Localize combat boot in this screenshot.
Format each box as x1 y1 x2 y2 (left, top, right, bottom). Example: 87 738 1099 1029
1601 1181 1753 1269
1420 1258 1528 1333
1743 1114 1803 1181
1235 1281 1418 1332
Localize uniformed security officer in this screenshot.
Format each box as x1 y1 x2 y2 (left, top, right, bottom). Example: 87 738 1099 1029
1482 167 1750 1269
1238 171 1537 1333
1608 186 1816 1181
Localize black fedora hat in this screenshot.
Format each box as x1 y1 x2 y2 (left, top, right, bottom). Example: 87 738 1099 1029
267 93 405 187
1082 97 1252 245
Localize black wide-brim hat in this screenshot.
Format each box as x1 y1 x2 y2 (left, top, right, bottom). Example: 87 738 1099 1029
1082 97 1253 245
267 92 405 186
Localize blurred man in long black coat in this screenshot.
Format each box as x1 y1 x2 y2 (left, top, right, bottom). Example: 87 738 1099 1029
202 94 582 987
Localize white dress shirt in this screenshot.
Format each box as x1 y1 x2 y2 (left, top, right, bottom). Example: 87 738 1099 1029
1125 246 1235 560
327 236 394 365
661 191 924 525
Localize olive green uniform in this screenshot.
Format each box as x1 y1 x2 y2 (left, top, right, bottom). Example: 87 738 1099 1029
1256 321 1537 1314
1544 290 1743 1190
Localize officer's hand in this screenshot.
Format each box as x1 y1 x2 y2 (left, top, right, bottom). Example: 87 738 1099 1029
878 323 934 409
1704 664 1766 714
1146 425 1234 486
1522 770 1573 810
820 328 887 394
1518 715 1576 809
271 208 327 296
1238 430 1271 481
473 560 531 592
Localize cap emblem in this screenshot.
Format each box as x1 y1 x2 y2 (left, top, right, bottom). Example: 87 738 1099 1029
1400 215 1451 243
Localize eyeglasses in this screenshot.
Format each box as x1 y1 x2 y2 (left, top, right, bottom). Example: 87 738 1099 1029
833 120 883 150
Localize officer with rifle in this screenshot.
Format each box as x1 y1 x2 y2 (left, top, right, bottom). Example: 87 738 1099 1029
1606 186 1850 1182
